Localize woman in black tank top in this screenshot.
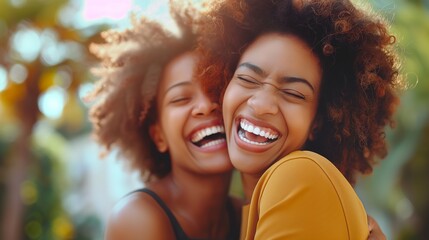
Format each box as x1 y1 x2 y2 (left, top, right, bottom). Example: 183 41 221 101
129 189 239 240
88 2 240 239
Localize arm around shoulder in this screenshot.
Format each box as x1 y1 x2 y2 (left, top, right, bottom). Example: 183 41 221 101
105 193 176 240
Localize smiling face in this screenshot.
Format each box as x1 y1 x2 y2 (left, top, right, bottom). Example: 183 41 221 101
222 33 322 176
150 52 233 175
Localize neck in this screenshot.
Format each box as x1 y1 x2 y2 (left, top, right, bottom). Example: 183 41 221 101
169 169 232 206
154 169 233 237
240 172 261 204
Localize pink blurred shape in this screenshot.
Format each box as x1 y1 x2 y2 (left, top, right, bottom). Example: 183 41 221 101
82 0 133 20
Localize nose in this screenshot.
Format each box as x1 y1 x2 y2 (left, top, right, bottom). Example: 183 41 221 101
247 86 279 115
192 92 219 116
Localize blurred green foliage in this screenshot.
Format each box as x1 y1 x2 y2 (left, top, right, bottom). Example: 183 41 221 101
21 145 71 240
356 0 429 239
0 0 105 239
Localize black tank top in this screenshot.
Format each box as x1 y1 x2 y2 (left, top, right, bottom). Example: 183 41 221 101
131 188 239 240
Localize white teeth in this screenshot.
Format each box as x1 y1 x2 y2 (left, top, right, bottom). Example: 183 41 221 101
238 130 269 146
239 119 279 140
200 139 226 148
191 125 225 143
254 127 260 135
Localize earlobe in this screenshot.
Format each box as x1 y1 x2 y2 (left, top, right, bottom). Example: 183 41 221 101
149 124 168 153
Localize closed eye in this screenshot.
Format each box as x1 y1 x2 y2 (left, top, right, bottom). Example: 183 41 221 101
282 89 306 100
237 74 261 86
170 97 191 104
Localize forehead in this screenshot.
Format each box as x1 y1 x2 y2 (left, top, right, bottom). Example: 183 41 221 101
241 33 316 65
159 52 196 91
239 33 322 87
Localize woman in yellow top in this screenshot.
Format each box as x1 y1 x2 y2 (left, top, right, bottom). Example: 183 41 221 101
198 0 402 239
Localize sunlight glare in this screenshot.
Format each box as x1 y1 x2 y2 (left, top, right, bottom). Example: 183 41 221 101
38 86 68 119
0 66 7 92
11 27 41 62
39 29 66 66
9 0 26 8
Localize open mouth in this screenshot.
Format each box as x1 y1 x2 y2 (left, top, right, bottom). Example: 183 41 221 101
191 125 226 148
237 119 279 146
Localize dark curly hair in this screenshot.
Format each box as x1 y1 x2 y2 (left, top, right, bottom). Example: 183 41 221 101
87 4 197 181
197 0 404 184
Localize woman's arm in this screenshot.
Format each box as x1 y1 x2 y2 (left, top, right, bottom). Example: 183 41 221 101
367 215 386 240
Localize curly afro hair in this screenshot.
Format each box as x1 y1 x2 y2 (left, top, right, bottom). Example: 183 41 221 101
87 4 197 181
197 0 404 184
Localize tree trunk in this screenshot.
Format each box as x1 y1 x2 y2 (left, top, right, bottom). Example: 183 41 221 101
1 62 41 240
2 132 32 240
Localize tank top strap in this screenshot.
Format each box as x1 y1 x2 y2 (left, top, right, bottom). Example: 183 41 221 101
130 189 239 240
132 188 189 240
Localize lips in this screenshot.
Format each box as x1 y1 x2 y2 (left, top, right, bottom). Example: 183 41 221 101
237 118 279 146
190 125 226 148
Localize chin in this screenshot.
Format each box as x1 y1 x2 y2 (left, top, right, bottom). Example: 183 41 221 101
201 160 234 174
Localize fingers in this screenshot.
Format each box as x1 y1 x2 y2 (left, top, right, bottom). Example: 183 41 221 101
367 215 386 240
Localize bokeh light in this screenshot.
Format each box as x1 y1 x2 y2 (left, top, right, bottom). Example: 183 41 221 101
20 181 38 205
38 86 68 119
39 29 65 66
0 65 7 91
54 69 72 89
11 27 41 62
52 216 74 239
9 63 28 84
25 220 42 239
9 0 26 8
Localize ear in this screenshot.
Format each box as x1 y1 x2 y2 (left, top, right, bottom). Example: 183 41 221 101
149 123 168 153
308 117 322 141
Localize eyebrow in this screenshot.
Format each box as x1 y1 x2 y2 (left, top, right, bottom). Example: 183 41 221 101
238 62 315 92
164 81 192 96
238 62 267 77
281 76 315 92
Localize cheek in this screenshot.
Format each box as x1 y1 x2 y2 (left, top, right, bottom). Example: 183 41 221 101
161 109 186 134
222 85 241 131
222 100 233 137
284 106 315 138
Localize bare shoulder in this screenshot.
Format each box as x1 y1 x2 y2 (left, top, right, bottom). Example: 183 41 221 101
105 190 176 240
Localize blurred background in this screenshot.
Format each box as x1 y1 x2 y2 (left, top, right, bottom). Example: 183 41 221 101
0 0 427 239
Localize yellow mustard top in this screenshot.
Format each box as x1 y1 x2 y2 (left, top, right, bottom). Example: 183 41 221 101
240 151 368 240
